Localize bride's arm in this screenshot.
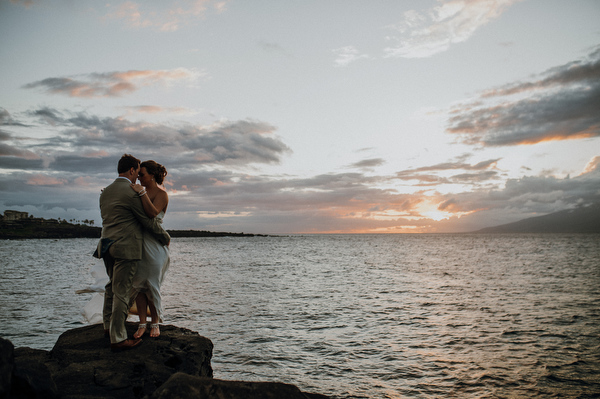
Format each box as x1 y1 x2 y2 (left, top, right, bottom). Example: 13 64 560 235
131 184 168 218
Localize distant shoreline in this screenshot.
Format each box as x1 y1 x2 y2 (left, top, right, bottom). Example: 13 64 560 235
0 213 266 239
3 202 600 238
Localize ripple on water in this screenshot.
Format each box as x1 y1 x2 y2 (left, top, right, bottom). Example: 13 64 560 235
2 235 600 398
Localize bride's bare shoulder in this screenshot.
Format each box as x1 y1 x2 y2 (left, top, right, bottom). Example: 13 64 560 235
158 187 169 199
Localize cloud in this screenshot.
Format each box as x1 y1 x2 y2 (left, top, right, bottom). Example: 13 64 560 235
167 171 424 231
406 158 500 172
0 108 45 164
7 0 36 8
122 105 193 115
581 156 600 175
1 108 28 127
348 158 386 170
0 170 108 217
2 137 599 233
450 170 498 182
105 0 229 32
384 0 522 58
0 162 430 233
48 154 116 174
480 48 600 98
23 68 206 98
258 40 289 55
447 47 600 146
333 46 370 67
26 174 67 186
9 108 291 170
153 153 600 233
432 158 600 230
0 142 40 158
0 155 44 170
2 103 598 233
395 158 500 185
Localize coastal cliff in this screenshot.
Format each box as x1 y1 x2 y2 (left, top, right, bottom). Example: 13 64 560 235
1 323 328 399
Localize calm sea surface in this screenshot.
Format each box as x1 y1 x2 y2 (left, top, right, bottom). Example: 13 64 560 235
1 234 599 398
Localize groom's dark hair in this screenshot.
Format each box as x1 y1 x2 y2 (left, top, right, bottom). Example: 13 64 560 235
117 154 141 174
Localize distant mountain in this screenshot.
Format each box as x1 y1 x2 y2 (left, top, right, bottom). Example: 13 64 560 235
474 203 600 234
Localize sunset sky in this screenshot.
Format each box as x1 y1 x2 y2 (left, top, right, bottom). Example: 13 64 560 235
1 0 599 234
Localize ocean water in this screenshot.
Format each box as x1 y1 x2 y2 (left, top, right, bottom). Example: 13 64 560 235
1 234 599 398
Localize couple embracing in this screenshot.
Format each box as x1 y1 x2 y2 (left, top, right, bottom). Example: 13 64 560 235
95 154 171 351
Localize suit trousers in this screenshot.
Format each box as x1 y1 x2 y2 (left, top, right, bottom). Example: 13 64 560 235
102 253 139 344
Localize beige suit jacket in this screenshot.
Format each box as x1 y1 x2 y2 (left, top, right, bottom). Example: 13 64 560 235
97 178 170 260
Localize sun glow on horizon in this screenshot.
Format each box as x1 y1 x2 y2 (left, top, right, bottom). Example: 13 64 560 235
421 209 451 221
415 200 453 221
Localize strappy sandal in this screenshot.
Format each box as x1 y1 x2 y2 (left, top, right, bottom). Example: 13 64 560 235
150 323 160 338
133 323 147 339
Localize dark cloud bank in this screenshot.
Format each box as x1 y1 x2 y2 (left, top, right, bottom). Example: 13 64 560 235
447 47 600 146
2 48 600 232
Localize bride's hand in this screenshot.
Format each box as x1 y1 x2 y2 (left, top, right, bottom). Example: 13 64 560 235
130 183 144 194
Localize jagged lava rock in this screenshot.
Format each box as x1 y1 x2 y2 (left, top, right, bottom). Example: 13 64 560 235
11 346 59 399
7 323 330 399
151 373 330 399
0 338 15 397
49 323 213 398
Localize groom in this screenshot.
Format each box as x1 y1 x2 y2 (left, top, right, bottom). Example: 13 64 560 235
96 154 171 351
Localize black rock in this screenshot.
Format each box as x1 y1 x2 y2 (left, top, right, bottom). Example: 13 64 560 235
5 324 329 399
48 323 213 398
8 323 211 399
11 347 58 399
151 373 330 399
0 338 14 398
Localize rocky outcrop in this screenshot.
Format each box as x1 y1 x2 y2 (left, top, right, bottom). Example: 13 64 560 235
1 323 328 399
4 323 212 399
9 346 59 399
0 338 15 398
151 373 329 399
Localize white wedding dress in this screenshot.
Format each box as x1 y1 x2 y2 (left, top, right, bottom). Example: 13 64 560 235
80 211 170 324
129 211 170 322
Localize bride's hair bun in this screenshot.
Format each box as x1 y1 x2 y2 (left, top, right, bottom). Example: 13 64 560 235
141 160 168 185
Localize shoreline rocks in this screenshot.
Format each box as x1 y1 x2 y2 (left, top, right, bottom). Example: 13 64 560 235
2 323 328 398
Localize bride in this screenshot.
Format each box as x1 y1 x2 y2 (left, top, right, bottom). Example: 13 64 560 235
129 160 170 338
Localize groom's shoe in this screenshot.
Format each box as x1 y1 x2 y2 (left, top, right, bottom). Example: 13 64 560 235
110 338 142 352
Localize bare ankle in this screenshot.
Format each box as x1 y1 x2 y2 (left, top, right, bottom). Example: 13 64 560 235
150 323 160 337
133 323 147 339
